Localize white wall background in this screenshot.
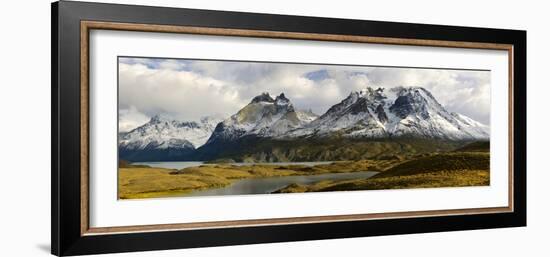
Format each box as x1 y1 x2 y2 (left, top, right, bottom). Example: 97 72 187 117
0 0 546 256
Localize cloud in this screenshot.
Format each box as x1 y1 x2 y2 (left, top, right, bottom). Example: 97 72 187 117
119 57 491 131
118 61 247 130
357 68 491 124
118 106 150 132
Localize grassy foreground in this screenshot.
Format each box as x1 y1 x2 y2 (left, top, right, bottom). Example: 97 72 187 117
119 149 489 199
274 169 489 193
118 159 399 199
274 152 489 193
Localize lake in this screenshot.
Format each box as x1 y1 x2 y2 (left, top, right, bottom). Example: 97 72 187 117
132 161 334 170
187 171 378 197
130 161 378 197
132 161 204 169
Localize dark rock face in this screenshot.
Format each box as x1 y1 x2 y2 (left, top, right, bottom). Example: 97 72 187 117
375 104 388 123
349 98 369 115
390 95 414 119
389 91 430 120
373 87 387 101
206 122 246 144
319 92 360 119
274 93 294 112
119 147 196 162
275 93 289 102
251 92 275 103
119 139 196 162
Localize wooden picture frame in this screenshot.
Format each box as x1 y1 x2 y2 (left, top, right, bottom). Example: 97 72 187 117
52 1 526 256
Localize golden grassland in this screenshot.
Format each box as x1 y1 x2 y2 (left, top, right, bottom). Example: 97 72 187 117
118 159 398 199
274 169 489 193
119 151 489 199
275 152 489 193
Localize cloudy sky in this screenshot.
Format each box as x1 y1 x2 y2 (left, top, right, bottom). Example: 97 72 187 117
118 57 491 132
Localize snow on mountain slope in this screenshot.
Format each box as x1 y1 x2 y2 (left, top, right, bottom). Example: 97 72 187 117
119 115 222 150
285 86 489 140
204 93 316 145
121 86 489 159
450 112 490 139
296 109 320 123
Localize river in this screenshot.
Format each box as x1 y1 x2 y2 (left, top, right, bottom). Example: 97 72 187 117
131 161 378 197
187 171 378 197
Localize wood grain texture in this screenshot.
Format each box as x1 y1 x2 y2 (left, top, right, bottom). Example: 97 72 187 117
79 20 514 235
80 22 90 236
85 206 512 235
83 21 513 50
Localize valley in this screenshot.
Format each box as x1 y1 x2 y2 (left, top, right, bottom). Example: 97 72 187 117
118 158 399 199
119 147 489 199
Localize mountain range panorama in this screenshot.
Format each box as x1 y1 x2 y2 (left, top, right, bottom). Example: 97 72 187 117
119 86 489 162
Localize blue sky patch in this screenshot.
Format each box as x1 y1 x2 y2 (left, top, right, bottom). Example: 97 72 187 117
305 69 331 81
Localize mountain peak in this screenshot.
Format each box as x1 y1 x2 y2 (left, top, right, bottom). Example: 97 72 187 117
251 92 275 103
350 87 387 99
150 114 161 121
289 86 488 140
120 115 223 153
204 92 306 145
275 93 290 105
390 86 430 97
149 114 171 123
276 92 288 100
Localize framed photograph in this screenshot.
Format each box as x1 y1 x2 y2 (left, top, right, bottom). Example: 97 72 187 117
52 1 526 256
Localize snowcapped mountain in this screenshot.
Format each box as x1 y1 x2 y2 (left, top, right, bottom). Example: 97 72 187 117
120 87 489 162
286 86 489 140
203 92 318 145
119 115 222 161
120 115 221 150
